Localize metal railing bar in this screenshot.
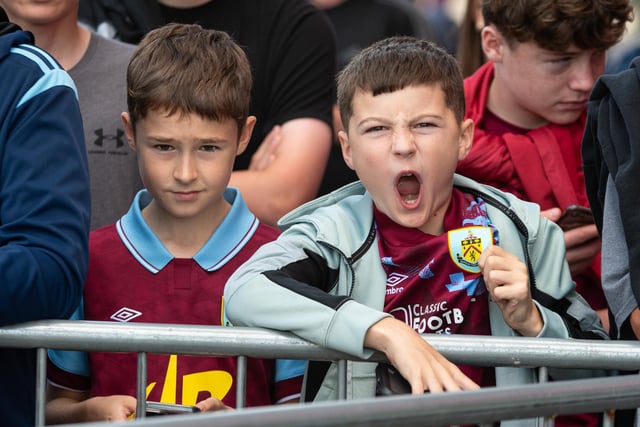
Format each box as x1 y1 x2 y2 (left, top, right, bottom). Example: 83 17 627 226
2 321 640 370
54 374 640 427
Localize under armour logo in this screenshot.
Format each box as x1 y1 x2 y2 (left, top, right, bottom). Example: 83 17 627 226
93 128 125 148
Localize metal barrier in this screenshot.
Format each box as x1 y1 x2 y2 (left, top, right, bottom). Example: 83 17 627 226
58 375 640 427
1 320 640 426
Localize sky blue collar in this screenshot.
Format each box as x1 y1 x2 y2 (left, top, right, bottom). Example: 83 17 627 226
116 188 259 273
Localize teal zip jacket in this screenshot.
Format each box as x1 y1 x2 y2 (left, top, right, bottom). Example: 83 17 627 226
225 175 607 426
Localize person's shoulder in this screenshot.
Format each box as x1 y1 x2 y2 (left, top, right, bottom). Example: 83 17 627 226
279 182 374 247
254 221 280 242
89 223 120 251
372 0 423 21
1 31 77 106
253 0 328 25
89 31 136 53
1 30 61 74
243 222 280 249
454 174 540 214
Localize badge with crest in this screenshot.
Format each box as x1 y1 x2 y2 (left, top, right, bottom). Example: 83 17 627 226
448 226 494 273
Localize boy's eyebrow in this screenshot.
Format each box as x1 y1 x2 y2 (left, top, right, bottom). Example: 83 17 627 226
146 135 229 144
541 46 586 57
356 113 444 127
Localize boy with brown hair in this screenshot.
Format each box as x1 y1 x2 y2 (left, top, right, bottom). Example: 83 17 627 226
457 0 634 332
225 36 608 426
45 23 303 423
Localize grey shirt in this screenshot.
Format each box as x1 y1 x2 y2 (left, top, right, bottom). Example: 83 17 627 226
602 175 634 338
69 32 142 230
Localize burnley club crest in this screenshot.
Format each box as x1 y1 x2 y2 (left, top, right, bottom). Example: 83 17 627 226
448 226 494 273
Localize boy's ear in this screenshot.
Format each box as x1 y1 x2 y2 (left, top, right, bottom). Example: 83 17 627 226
121 112 136 151
481 25 504 63
338 130 355 171
457 118 474 161
236 116 256 156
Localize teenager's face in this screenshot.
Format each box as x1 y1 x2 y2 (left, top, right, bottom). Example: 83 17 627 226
339 84 473 235
486 30 605 128
0 0 78 25
123 110 253 224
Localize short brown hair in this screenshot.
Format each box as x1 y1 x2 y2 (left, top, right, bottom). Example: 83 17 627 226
337 37 465 129
482 0 633 51
126 23 252 135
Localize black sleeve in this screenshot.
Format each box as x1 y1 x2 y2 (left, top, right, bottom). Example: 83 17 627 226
78 0 163 44
260 1 336 131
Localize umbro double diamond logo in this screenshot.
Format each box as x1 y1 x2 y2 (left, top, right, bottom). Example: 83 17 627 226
110 307 142 322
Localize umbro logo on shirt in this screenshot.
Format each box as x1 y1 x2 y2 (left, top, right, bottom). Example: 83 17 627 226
386 272 408 295
110 307 142 322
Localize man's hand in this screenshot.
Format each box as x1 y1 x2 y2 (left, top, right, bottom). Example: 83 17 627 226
364 317 479 394
629 308 640 340
479 245 543 336
563 224 600 276
541 208 600 276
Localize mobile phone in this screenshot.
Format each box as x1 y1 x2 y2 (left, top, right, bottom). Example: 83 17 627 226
375 363 412 396
557 205 594 231
145 401 200 416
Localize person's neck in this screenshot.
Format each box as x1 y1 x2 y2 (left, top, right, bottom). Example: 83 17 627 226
10 15 90 70
158 0 212 8
486 68 548 130
142 201 230 259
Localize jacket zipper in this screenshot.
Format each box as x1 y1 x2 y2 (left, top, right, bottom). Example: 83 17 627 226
457 185 538 292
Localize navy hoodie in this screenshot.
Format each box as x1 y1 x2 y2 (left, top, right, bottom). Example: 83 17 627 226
0 16 90 426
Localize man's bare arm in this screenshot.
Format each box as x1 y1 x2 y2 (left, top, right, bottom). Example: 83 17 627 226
229 117 332 226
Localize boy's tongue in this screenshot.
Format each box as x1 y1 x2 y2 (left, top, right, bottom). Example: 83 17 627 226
397 175 420 201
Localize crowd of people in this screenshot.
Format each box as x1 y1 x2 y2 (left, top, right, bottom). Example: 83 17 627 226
1 0 639 426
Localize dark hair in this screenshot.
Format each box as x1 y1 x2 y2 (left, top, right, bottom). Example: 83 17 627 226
457 0 485 77
127 23 252 135
482 0 633 51
337 36 465 128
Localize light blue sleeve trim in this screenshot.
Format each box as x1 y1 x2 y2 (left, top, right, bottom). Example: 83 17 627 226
47 301 91 377
10 46 78 106
275 358 306 382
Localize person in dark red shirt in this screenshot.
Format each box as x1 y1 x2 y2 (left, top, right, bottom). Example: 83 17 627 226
457 0 633 333
45 24 302 423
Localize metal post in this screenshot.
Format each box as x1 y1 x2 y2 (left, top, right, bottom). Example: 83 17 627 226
236 355 247 408
136 352 147 419
35 348 47 427
337 359 347 400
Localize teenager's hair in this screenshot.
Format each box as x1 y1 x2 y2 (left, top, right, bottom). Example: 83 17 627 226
337 37 465 129
482 0 633 52
126 23 252 134
457 0 486 78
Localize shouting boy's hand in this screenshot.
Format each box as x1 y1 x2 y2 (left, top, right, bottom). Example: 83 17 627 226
479 245 543 336
365 317 479 394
